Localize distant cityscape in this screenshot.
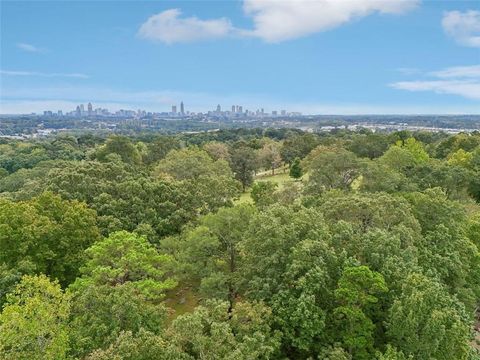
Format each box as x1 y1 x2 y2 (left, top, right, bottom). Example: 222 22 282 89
38 102 302 119
1 102 479 140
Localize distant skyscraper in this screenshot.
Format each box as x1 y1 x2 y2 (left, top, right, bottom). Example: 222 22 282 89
87 102 93 115
232 105 236 113
58 110 63 116
281 110 286 116
172 105 177 114
216 104 221 112
238 106 243 113
180 101 185 115
76 105 81 116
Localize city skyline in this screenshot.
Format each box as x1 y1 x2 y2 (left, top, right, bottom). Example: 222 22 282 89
36 100 299 118
1 1 479 115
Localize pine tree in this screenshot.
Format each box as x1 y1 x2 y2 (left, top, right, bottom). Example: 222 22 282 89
289 158 303 180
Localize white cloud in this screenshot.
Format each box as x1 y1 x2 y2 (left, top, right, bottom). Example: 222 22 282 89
138 9 233 44
242 0 420 42
139 1 418 44
391 80 480 100
442 10 480 47
16 43 46 53
390 64 480 100
1 70 89 79
429 65 480 79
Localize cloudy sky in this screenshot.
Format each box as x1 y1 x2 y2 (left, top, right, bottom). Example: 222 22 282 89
1 0 479 114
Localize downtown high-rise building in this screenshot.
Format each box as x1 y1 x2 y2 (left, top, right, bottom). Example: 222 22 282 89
87 102 93 116
180 101 185 115
172 105 177 114
232 105 236 113
216 104 221 113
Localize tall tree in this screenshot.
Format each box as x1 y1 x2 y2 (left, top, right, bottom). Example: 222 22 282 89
164 205 255 311
230 142 258 191
69 231 176 357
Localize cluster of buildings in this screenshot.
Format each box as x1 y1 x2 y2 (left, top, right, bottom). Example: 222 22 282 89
170 102 300 118
40 102 301 119
42 103 149 118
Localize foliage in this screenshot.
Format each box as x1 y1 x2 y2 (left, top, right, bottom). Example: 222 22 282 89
69 231 176 357
0 192 100 303
289 157 303 179
306 149 364 193
1 130 479 359
251 181 278 208
0 275 70 360
229 142 258 191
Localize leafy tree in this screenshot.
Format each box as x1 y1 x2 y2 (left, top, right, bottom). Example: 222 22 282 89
85 330 171 360
409 161 472 199
0 192 100 300
164 205 255 310
258 141 282 175
289 157 303 179
204 141 231 161
359 162 413 193
144 135 181 164
379 146 418 173
178 173 241 215
251 181 278 208
333 266 387 360
387 273 471 360
319 345 352 360
230 142 258 191
155 147 231 180
281 133 318 164
0 275 70 360
240 206 343 356
94 135 142 165
154 147 241 214
164 300 280 360
377 345 412 360
348 133 390 159
448 148 473 168
397 138 429 164
319 192 421 235
306 149 363 193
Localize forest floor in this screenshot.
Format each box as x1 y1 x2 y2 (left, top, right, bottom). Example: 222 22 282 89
165 285 199 322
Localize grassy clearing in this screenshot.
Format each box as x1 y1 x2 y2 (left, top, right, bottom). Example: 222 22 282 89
235 168 307 204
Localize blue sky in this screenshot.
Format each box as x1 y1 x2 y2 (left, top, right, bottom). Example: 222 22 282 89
1 0 479 114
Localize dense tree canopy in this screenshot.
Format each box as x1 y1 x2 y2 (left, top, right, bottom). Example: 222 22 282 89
1 129 480 359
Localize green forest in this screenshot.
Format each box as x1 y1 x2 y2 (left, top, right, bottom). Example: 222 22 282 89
1 128 480 359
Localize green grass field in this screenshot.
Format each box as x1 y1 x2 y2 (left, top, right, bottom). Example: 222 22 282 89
235 168 306 204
